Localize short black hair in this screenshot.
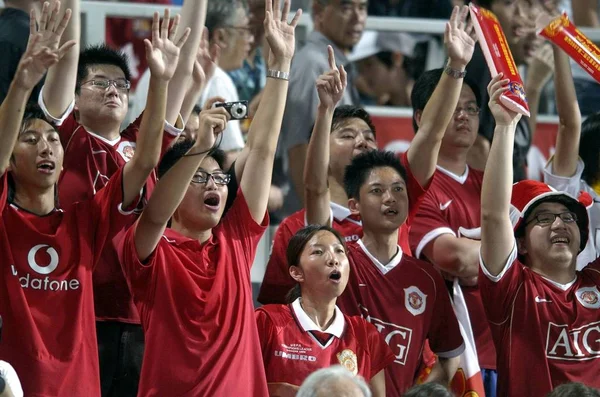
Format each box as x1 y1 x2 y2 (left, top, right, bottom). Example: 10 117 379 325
157 139 226 179
76 44 132 94
410 68 481 133
547 382 600 397
332 105 377 136
21 104 51 134
579 111 600 186
475 0 494 8
343 150 407 200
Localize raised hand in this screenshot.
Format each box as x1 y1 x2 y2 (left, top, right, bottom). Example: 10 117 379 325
30 0 76 60
14 34 61 91
445 5 477 68
193 97 230 152
144 9 191 81
192 27 219 89
264 0 302 64
316 46 347 109
487 73 522 126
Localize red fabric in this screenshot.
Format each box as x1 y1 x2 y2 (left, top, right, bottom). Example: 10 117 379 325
257 151 427 305
118 191 269 397
255 304 395 385
409 166 496 370
57 111 178 323
337 243 464 396
0 168 136 396
480 256 600 396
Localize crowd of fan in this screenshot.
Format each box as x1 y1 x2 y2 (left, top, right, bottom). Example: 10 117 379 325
1 0 600 396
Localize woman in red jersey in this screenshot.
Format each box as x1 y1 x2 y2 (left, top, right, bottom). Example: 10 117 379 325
256 225 395 397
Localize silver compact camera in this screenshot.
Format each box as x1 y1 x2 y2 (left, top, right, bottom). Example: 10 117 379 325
216 100 249 120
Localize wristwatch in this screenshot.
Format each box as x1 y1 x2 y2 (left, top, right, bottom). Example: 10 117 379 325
444 64 467 79
266 69 290 81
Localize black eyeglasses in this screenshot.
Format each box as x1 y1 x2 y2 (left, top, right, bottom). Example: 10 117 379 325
81 79 131 91
526 211 578 226
191 171 231 186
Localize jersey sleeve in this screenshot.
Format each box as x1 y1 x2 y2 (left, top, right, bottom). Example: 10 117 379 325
255 308 276 358
409 192 455 259
543 158 587 198
478 241 524 324
88 167 142 265
399 151 428 226
257 220 296 305
220 188 269 269
37 87 77 145
363 319 395 379
427 269 465 358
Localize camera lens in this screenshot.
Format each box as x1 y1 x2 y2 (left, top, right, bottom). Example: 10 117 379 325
232 103 247 118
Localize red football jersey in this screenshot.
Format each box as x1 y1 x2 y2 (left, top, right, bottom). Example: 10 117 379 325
408 166 496 370
118 191 269 397
258 151 426 305
49 108 180 323
256 299 395 387
480 247 600 396
338 241 465 396
0 168 138 396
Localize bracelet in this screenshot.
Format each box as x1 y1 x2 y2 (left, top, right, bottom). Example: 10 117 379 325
267 69 290 81
444 63 467 79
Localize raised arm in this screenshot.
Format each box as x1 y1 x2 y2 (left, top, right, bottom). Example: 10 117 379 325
239 0 301 222
408 5 476 186
164 0 208 124
304 46 346 226
0 15 71 175
40 0 79 118
121 10 189 208
548 44 581 177
480 74 522 275
133 98 229 261
572 0 600 27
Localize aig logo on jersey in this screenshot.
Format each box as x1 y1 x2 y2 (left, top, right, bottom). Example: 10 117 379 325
546 321 600 360
10 245 80 291
404 286 427 316
575 287 600 309
117 141 136 162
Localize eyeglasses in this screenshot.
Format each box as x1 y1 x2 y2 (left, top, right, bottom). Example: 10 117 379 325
224 25 253 36
191 171 231 186
81 79 131 91
453 104 480 116
526 211 578 226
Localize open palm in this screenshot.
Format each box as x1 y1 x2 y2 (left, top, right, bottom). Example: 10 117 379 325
145 9 190 81
31 0 76 60
445 5 477 66
264 0 302 62
15 34 60 90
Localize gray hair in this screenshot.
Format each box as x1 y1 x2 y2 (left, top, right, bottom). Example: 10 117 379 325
296 366 372 397
205 0 249 40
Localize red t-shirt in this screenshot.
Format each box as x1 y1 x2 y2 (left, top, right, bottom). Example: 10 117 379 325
480 246 600 396
118 191 269 397
338 241 465 396
0 168 137 396
256 299 395 387
408 165 496 370
258 151 426 305
55 111 179 323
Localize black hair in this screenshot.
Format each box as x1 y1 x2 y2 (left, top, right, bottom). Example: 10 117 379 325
285 225 346 303
21 104 51 134
157 139 226 179
579 112 600 186
404 382 455 397
515 195 589 254
410 68 481 133
331 105 377 137
547 383 600 397
76 44 132 94
474 0 494 8
343 150 408 201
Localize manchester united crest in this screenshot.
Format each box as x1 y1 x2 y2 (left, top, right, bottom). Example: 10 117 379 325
404 286 427 316
576 286 600 309
117 141 136 162
337 349 358 375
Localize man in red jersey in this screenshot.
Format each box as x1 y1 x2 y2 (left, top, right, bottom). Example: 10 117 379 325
36 0 204 393
258 5 478 306
0 7 174 395
116 1 301 395
480 72 600 396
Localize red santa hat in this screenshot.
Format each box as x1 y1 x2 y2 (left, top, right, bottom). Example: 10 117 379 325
510 180 593 251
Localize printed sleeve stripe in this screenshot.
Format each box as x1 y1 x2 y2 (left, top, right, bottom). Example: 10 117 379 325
415 227 456 259
38 87 74 126
435 342 466 359
479 241 518 283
